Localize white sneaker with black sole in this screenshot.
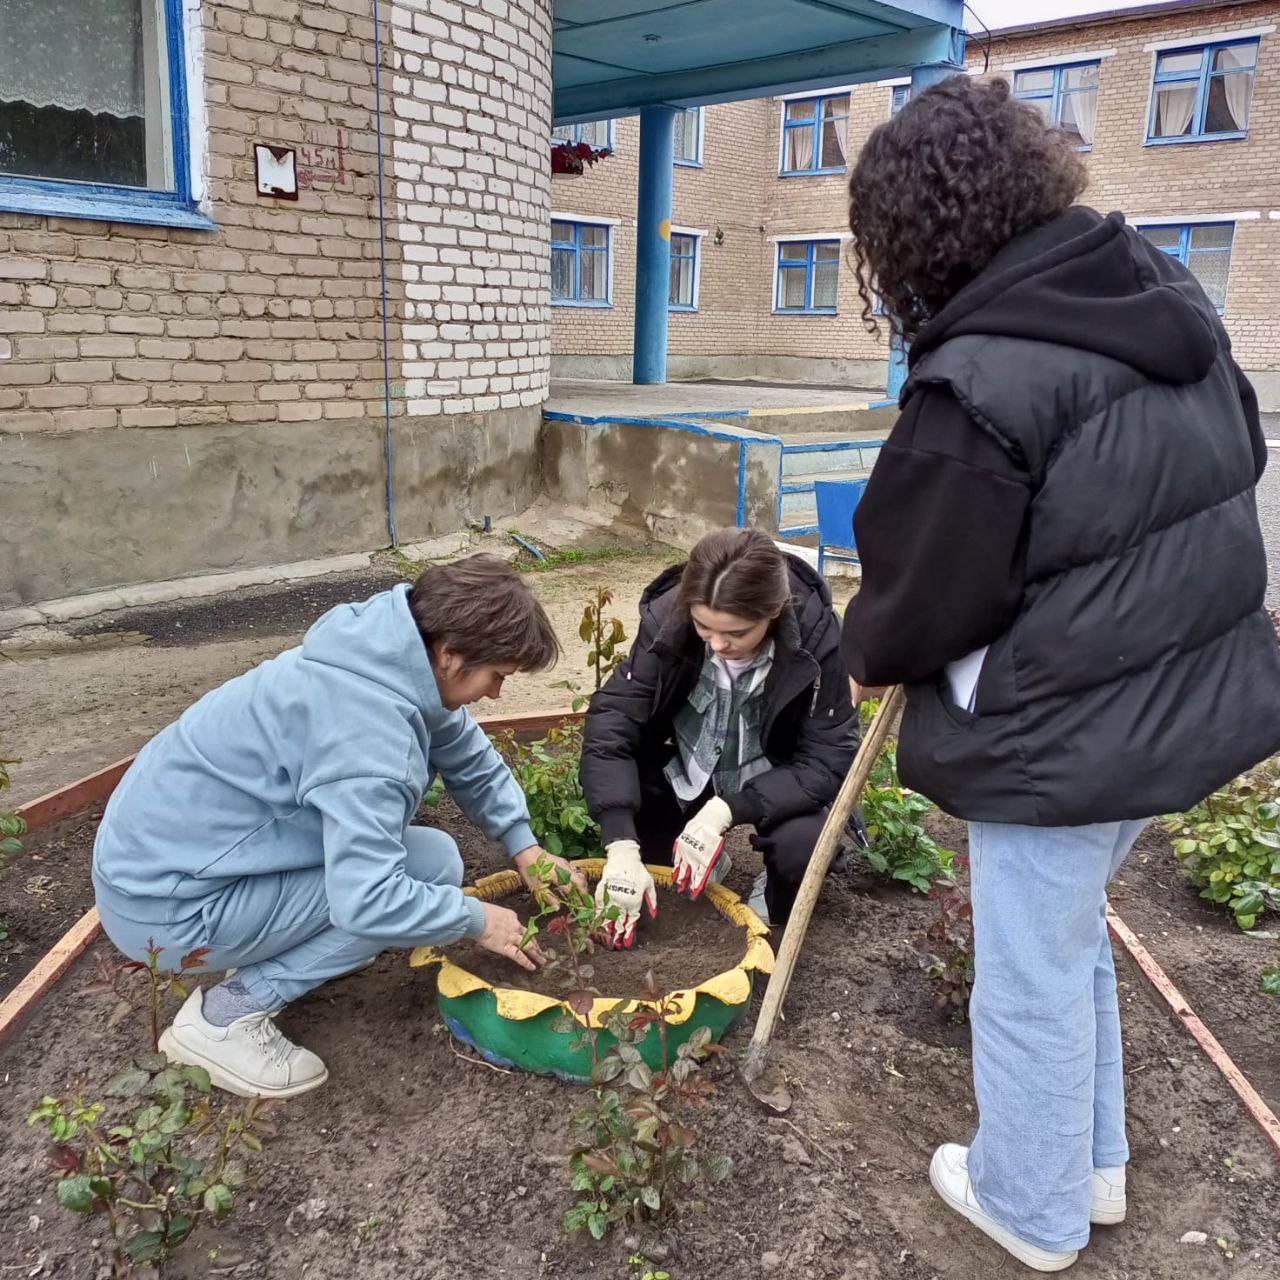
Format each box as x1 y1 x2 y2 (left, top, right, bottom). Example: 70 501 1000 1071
159 988 329 1099
929 1144 1079 1272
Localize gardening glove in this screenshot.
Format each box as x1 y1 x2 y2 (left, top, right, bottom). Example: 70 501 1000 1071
672 797 733 900
595 840 657 949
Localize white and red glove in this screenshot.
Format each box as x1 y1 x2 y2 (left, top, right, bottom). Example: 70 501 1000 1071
672 797 732 899
595 840 657 949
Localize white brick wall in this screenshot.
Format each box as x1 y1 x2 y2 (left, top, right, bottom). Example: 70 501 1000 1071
390 0 552 417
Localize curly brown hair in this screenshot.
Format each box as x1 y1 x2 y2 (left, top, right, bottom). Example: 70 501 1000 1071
848 75 1088 343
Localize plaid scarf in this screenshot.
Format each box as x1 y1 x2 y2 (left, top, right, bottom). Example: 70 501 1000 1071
665 641 774 806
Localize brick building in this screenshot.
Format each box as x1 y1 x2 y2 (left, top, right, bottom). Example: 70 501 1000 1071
551 0 1280 405
2 0 554 606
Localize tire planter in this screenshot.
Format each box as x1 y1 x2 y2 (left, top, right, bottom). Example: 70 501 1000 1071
410 858 774 1084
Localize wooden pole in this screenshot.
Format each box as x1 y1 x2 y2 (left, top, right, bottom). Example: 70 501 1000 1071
741 684 903 1083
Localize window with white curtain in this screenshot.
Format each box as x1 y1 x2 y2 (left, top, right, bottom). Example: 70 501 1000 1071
780 94 849 175
552 119 613 150
1148 38 1258 142
0 0 203 226
775 240 841 313
1138 222 1235 312
673 108 702 165
668 233 700 309
551 220 611 306
1013 61 1101 148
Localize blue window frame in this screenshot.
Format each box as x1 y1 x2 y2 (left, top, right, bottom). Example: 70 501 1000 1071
1147 38 1258 144
0 0 211 229
890 84 910 116
669 233 699 310
775 240 840 314
673 107 703 166
1138 222 1234 312
551 219 611 306
1013 61 1101 148
780 94 849 175
552 119 613 150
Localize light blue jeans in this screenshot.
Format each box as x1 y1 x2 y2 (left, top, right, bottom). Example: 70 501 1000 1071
94 826 464 1012
966 818 1147 1252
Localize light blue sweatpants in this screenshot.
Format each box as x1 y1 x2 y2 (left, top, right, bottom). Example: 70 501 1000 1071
94 826 465 1011
966 818 1147 1253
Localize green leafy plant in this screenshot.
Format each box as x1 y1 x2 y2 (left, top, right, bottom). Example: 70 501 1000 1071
519 853 619 1022
914 856 975 1019
85 942 212 1053
855 701 956 894
0 751 24 866
552 585 629 712
519 857 733 1244
29 1055 273 1275
1261 948 1280 998
564 983 732 1241
497 721 599 860
1163 767 1280 930
1 750 25 944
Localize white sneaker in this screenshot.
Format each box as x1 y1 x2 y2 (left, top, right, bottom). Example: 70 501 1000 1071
747 871 772 925
929 1144 1079 1272
1091 1166 1126 1225
158 988 329 1100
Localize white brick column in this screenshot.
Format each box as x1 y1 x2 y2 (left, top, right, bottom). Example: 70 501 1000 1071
389 0 552 417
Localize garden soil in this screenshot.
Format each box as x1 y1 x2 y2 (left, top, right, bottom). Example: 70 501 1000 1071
448 882 748 1000
1 803 1278 1280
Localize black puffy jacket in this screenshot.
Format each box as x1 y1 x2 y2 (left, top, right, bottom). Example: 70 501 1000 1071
867 209 1280 824
581 555 858 843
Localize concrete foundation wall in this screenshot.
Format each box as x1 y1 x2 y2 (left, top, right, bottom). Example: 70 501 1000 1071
541 416 781 549
1 405 540 606
551 353 887 389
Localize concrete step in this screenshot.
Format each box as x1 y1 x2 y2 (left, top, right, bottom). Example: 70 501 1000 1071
779 468 869 519
781 439 884 478
778 507 820 537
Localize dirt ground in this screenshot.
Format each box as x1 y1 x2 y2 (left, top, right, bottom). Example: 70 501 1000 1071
1 806 1277 1280
0 542 738 808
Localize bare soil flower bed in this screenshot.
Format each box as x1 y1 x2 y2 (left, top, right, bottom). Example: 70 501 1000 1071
0 800 1276 1279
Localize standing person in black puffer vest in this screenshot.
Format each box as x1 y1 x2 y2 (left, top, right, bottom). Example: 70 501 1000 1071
581 528 859 944
842 77 1280 1273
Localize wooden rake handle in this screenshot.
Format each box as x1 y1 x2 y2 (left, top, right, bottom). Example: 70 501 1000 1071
740 684 903 1082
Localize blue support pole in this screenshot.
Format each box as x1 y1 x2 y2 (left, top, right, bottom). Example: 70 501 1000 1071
885 55 966 402
634 106 676 385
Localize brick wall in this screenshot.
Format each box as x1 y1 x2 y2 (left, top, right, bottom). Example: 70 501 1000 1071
0 0 553 435
551 0 1280 380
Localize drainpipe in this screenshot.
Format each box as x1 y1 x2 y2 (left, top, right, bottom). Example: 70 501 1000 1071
372 0 397 546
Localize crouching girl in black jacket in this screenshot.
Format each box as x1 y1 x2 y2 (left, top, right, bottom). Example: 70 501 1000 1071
581 528 858 944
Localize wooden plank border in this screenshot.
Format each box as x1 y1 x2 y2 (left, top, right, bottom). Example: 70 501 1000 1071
1108 905 1280 1161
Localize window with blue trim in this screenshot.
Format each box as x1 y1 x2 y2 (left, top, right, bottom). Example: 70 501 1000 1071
780 94 849 175
1013 61 1100 147
551 220 610 306
776 240 840 313
1148 39 1258 142
1138 222 1234 312
669 233 699 310
890 84 910 116
0 0 207 228
673 107 702 166
552 119 613 150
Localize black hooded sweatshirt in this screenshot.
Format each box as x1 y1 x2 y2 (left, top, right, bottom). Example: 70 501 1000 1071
843 206 1267 689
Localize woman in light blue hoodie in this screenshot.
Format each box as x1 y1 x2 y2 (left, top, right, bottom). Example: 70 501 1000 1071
93 555 583 1099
